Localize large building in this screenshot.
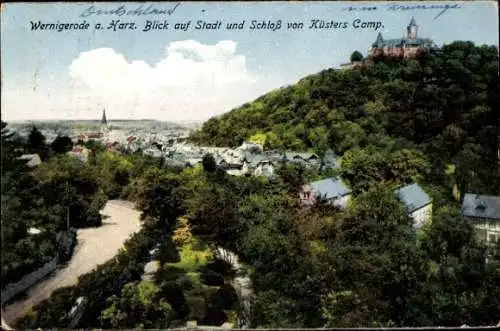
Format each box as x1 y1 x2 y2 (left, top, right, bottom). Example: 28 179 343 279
369 17 439 59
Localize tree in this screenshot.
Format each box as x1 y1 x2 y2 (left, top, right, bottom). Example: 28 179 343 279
326 184 426 326
1 122 56 286
26 126 49 160
100 281 173 329
1 121 24 174
172 216 193 246
321 290 373 327
350 50 364 62
35 155 107 229
202 153 217 173
132 168 184 230
51 135 73 154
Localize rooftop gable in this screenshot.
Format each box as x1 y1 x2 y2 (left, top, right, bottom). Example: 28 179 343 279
394 183 432 213
461 194 500 221
310 178 351 200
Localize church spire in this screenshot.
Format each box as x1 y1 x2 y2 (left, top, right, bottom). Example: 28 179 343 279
101 109 107 126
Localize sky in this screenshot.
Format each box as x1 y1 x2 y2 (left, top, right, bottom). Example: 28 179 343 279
1 1 498 122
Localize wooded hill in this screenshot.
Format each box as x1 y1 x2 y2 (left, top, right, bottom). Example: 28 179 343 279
190 41 500 195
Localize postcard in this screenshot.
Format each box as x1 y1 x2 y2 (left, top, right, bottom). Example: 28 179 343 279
1 1 499 330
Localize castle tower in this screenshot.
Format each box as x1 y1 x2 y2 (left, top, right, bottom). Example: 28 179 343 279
372 32 384 48
407 17 418 40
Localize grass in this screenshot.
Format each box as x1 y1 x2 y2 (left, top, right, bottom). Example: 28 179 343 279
162 238 239 324
167 238 212 273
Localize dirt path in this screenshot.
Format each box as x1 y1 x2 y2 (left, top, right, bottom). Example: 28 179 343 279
1 200 142 326
215 247 253 328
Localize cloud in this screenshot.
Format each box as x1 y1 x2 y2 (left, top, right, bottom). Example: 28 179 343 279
61 40 263 121
2 40 276 122
69 40 255 93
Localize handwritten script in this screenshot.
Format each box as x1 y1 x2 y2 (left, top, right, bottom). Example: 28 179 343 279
342 3 461 19
80 2 181 18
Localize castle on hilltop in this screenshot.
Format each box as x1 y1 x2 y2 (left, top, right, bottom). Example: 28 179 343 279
369 17 439 59
340 17 440 69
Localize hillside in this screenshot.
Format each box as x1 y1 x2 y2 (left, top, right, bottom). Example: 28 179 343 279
190 41 499 194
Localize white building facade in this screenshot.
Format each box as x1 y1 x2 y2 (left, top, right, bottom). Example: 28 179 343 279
461 194 500 246
394 183 433 229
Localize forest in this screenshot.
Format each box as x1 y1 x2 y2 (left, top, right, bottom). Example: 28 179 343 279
2 40 500 329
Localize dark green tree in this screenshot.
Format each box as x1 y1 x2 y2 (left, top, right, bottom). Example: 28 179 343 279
202 153 217 173
51 135 74 154
350 50 364 62
26 126 50 161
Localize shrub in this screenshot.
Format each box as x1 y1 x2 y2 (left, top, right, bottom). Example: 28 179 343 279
161 281 190 318
176 275 195 290
172 217 193 246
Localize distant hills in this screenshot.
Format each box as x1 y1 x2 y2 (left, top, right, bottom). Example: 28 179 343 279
7 119 196 131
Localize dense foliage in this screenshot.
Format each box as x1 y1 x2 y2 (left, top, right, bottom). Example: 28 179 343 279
1 125 109 287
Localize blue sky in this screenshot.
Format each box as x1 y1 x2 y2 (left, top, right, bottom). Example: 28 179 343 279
1 1 498 122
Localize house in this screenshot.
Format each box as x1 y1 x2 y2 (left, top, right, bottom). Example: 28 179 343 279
186 158 203 167
283 152 320 168
213 154 225 166
164 158 186 168
253 160 275 178
300 177 352 209
226 169 244 176
265 151 283 165
18 153 42 168
321 149 340 170
394 183 432 229
461 194 500 246
67 146 89 163
143 148 162 158
242 153 267 175
86 132 103 140
236 141 262 153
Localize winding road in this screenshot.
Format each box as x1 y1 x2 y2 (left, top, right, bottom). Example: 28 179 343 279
1 200 142 327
